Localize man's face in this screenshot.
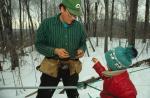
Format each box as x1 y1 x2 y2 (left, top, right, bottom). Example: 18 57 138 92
66 9 77 20
61 7 77 24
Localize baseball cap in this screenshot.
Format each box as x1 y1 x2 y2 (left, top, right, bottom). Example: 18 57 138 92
62 0 82 16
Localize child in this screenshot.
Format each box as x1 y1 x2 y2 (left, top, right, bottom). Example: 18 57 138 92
92 46 138 98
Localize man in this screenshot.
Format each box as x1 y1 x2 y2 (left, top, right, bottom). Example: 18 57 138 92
35 0 87 98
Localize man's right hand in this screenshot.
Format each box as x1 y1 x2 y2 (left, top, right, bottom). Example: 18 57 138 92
54 48 70 59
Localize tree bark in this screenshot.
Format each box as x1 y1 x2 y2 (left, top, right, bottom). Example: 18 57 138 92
127 0 139 46
1 0 19 70
45 0 48 19
110 0 115 41
0 62 2 71
93 2 98 37
142 0 149 43
24 0 35 45
86 0 90 36
19 0 24 54
104 0 109 52
41 0 43 22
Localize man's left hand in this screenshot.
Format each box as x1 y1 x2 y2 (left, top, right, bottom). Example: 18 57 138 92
76 49 84 58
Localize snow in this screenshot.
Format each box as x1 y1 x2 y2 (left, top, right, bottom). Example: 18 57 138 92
0 37 150 98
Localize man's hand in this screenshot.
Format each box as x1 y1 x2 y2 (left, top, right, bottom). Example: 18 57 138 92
54 48 70 59
76 49 84 58
92 57 98 63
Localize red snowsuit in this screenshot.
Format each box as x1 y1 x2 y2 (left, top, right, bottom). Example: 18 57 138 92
93 62 137 98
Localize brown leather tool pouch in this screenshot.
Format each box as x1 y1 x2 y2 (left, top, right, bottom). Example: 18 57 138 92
68 60 82 75
36 57 59 77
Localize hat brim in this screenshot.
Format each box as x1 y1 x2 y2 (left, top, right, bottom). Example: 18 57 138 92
67 8 82 16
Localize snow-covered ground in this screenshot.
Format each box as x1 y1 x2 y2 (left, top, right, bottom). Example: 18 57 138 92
0 38 150 98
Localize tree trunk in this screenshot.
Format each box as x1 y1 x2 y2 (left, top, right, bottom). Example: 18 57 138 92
110 0 115 41
142 0 149 43
24 0 35 45
93 2 98 37
0 2 7 56
127 0 139 46
83 0 87 27
104 0 109 53
41 0 43 22
45 0 48 19
1 0 19 70
53 0 56 15
19 0 24 55
124 0 129 37
22 3 25 31
0 13 4 55
0 62 2 71
19 0 23 44
85 0 90 36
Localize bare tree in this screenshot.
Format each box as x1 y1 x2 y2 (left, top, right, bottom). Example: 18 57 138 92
84 0 90 35
83 0 96 54
0 11 5 55
104 0 109 52
0 62 2 71
41 0 43 22
0 2 7 57
109 0 115 41
1 0 19 70
127 0 139 46
124 0 129 37
19 0 24 54
142 0 149 43
45 0 48 19
0 62 5 85
93 2 98 37
96 1 104 46
22 2 25 31
24 0 35 44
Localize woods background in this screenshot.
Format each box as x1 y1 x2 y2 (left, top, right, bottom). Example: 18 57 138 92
0 0 150 70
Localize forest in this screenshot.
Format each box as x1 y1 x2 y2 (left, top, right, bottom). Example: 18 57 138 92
0 0 150 74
